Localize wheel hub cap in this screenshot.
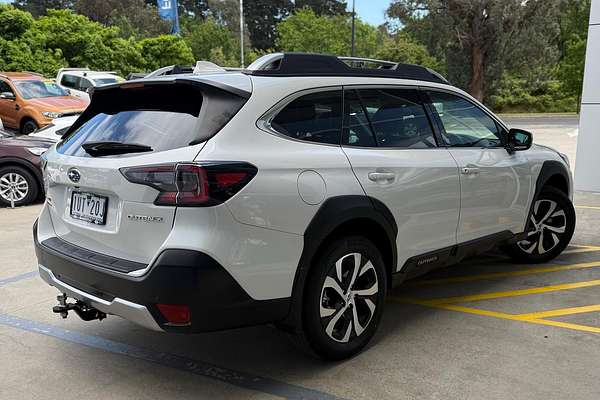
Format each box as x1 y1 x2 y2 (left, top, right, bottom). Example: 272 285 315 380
319 252 379 343
0 172 29 202
517 199 567 255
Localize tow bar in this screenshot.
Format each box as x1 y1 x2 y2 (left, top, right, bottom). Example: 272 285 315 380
52 294 107 322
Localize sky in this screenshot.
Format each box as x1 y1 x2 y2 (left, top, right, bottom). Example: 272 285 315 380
347 0 390 26
0 0 391 26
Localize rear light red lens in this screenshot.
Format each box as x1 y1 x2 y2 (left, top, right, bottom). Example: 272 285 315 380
120 162 257 207
156 304 190 325
215 172 248 188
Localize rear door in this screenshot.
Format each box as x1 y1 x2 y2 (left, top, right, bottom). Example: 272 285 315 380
341 87 460 272
43 79 248 264
423 89 532 243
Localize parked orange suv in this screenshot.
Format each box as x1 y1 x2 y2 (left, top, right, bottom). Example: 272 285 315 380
0 72 88 134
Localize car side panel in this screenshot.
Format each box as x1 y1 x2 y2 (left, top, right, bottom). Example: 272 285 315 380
343 147 460 272
198 86 365 236
448 148 533 243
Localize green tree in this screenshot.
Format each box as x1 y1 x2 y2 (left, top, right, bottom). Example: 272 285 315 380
183 17 238 64
75 0 170 38
375 33 441 72
244 0 293 50
276 8 378 57
138 35 195 70
295 0 347 16
24 9 117 66
105 37 146 75
0 38 65 75
12 0 74 17
387 0 561 102
557 0 591 100
0 4 34 40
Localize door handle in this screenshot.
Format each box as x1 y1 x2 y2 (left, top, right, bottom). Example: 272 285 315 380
461 167 480 175
368 172 396 182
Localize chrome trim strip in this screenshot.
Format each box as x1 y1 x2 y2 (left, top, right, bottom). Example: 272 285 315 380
38 264 163 332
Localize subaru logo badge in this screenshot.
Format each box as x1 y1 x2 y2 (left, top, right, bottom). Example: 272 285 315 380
67 168 81 183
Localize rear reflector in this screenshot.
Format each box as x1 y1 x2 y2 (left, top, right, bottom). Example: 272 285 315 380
120 162 257 207
156 304 191 325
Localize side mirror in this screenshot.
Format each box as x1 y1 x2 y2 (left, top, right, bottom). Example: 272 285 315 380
0 92 15 100
506 128 532 153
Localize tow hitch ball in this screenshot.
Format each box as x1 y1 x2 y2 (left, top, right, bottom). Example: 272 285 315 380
52 294 107 322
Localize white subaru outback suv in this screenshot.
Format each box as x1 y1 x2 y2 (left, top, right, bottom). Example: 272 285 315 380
34 53 575 360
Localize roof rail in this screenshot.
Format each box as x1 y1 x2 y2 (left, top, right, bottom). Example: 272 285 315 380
338 56 397 69
245 53 448 84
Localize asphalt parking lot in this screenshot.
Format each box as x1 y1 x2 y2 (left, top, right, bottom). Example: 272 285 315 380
2 114 600 400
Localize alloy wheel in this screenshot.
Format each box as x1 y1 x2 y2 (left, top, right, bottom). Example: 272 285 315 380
319 252 379 343
518 199 567 255
0 172 29 203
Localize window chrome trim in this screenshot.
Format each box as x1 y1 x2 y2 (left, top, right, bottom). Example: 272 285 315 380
256 85 343 148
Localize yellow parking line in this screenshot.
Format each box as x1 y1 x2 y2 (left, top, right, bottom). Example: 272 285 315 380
526 319 600 333
413 261 600 286
391 298 600 334
517 304 600 319
563 244 600 254
576 205 600 211
403 279 600 305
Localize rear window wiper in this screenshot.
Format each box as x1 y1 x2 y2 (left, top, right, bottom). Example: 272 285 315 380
82 141 153 157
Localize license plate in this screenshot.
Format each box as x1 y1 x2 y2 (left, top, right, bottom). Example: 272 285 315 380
70 192 107 225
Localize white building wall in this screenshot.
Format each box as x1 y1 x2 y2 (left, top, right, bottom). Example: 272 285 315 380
575 0 600 192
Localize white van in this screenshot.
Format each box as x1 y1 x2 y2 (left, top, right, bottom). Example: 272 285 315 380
56 68 123 102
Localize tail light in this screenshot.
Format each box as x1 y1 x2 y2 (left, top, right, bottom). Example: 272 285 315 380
120 162 257 207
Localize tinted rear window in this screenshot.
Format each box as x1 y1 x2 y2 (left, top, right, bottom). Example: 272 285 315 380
58 111 199 157
58 82 246 157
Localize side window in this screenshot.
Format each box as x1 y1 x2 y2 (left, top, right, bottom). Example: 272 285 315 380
0 80 13 94
78 78 92 91
60 74 79 89
426 91 502 148
343 88 436 148
270 90 342 145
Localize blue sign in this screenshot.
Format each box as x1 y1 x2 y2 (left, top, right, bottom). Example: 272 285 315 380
156 0 180 34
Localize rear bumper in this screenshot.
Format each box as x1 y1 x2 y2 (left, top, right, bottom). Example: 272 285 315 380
33 220 290 333
38 264 162 331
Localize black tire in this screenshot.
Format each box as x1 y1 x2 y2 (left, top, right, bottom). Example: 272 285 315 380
300 236 387 360
0 166 39 207
503 187 575 263
21 119 38 135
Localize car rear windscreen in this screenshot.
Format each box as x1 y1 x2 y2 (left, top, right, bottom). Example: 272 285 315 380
58 81 246 157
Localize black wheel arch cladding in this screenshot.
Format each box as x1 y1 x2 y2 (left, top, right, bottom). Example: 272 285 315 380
535 160 570 199
283 195 397 330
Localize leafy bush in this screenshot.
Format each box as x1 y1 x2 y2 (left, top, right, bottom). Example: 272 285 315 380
183 17 239 66
0 6 196 77
0 4 34 40
138 35 195 71
489 76 578 113
376 33 442 73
